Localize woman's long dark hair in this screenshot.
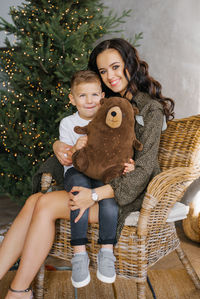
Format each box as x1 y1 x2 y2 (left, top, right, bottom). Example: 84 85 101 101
88 38 174 120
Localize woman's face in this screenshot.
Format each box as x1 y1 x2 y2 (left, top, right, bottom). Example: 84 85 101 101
96 48 129 96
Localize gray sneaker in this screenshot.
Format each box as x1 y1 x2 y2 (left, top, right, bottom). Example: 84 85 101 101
71 253 90 288
97 250 116 283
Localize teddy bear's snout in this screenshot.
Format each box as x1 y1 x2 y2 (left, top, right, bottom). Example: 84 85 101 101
106 106 122 128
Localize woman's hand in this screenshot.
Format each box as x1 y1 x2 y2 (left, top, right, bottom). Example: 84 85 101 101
53 140 73 166
123 158 135 174
69 186 94 223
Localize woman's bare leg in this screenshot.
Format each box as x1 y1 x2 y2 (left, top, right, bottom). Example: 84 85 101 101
5 191 99 299
0 193 41 280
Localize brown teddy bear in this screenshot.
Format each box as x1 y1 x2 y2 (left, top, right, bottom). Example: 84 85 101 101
72 97 143 184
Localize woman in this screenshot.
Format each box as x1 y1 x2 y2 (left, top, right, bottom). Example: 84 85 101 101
0 38 174 299
54 37 174 238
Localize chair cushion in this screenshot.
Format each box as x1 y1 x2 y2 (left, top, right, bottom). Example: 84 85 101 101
124 202 189 226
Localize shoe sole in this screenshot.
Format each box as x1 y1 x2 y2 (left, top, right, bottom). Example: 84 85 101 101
71 273 91 288
97 270 116 283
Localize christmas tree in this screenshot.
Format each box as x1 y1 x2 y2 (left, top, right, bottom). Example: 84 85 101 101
0 0 141 203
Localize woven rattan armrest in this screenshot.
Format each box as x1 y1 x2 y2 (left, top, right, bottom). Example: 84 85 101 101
40 173 53 191
137 166 200 237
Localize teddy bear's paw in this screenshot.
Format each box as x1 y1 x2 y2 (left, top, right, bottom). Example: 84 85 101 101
102 165 124 184
72 150 89 172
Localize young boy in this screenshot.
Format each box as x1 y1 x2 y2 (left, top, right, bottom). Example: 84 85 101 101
59 70 134 288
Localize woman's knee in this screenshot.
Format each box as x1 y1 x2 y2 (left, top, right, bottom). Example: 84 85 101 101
33 193 55 218
23 192 42 211
33 191 70 220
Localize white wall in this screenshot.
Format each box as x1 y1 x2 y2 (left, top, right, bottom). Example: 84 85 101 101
102 0 200 118
0 0 22 46
1 0 200 118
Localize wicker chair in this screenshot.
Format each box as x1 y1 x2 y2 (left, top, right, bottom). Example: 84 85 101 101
34 115 200 299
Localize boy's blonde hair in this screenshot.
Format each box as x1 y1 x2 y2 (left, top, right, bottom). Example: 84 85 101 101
70 70 101 91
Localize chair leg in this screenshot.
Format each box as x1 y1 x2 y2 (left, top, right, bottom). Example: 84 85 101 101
74 287 78 299
147 276 156 299
34 263 45 299
176 245 200 289
136 281 146 299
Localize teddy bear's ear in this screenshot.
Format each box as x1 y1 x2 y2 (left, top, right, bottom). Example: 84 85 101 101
100 98 105 105
74 125 88 134
132 106 139 115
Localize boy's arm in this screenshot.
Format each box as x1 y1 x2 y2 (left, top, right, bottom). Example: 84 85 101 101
56 136 88 166
71 136 88 154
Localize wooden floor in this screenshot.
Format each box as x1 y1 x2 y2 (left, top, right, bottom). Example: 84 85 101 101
1 267 200 299
0 196 200 299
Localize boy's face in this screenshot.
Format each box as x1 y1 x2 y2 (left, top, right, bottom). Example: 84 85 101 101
69 81 104 120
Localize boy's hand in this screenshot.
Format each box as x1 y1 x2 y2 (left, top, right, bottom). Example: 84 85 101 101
73 136 88 152
123 158 135 174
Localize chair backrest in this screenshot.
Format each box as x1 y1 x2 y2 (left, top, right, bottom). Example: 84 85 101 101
158 115 200 171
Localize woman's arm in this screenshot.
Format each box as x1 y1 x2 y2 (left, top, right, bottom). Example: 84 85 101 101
53 140 72 165
69 184 114 222
109 106 164 206
55 116 77 165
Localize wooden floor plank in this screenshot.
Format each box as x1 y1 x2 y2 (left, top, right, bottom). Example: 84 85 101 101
1 268 200 299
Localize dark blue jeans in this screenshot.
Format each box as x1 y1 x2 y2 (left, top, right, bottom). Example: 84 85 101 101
64 167 118 246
